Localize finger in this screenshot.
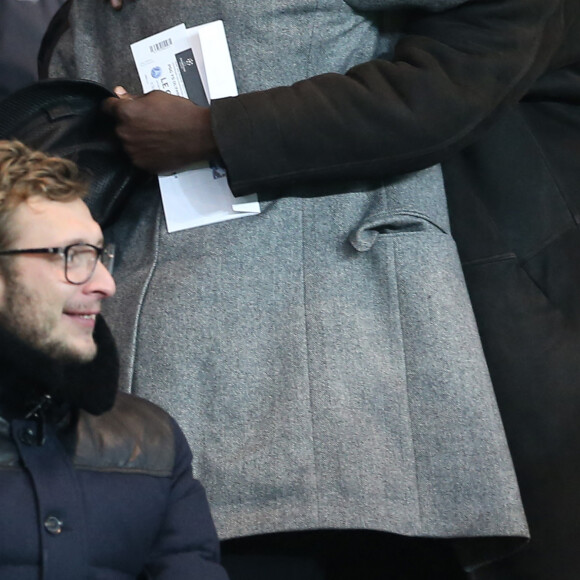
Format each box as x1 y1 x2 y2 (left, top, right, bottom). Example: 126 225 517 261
102 95 123 116
109 0 123 10
113 86 134 100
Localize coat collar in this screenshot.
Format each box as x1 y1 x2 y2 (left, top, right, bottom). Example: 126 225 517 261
0 315 119 422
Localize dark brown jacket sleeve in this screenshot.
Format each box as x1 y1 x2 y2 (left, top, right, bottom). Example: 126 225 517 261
211 0 576 196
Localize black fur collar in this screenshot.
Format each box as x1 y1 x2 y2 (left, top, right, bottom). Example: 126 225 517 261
0 315 119 421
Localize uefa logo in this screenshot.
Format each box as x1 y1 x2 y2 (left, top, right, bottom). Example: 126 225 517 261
151 66 162 79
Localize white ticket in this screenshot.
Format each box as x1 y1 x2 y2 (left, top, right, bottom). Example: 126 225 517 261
131 22 260 233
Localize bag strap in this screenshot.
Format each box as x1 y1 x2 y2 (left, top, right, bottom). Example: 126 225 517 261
38 0 73 80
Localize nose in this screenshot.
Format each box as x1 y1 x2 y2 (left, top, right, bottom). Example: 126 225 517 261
84 260 116 298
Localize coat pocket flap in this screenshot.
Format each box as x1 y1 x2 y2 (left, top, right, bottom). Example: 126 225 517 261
349 211 448 251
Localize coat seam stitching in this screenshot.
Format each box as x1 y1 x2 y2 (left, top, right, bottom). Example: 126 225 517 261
126 204 162 394
393 239 423 532
300 200 321 525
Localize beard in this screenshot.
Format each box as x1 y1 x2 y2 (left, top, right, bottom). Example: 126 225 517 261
0 272 96 364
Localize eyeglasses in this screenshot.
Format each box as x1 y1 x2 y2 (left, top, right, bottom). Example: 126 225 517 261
0 243 115 285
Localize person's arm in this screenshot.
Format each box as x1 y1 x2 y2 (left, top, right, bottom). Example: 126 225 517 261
143 420 229 580
214 0 571 195
102 0 572 194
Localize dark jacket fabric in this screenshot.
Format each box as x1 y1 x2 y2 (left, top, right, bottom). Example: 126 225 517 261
442 42 580 580
0 79 146 228
210 0 578 197
0 317 227 580
0 0 65 101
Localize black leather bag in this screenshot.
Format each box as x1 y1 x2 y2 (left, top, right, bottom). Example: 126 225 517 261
0 78 148 226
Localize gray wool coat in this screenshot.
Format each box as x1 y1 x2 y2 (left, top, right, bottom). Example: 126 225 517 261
49 0 528 564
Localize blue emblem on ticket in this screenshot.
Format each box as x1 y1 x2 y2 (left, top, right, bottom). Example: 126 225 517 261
151 66 162 79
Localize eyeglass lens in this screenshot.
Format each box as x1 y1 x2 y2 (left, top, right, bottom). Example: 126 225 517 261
64 244 114 284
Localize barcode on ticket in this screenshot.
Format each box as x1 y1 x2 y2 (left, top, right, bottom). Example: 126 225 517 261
149 38 173 53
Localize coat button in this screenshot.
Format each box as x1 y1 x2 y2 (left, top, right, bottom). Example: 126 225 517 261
44 516 63 535
19 427 36 446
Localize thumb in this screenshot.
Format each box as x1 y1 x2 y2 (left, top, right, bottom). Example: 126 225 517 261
113 85 134 100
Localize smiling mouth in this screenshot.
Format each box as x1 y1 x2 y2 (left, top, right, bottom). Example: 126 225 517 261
66 313 96 317
64 312 98 323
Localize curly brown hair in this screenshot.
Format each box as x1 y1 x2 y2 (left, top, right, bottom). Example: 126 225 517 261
0 140 87 250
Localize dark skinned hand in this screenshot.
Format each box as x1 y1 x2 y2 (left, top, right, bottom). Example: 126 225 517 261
102 87 219 174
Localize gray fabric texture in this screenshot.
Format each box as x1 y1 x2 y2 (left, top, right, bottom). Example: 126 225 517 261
49 0 528 556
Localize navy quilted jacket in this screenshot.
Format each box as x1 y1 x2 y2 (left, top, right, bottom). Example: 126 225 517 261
0 318 228 580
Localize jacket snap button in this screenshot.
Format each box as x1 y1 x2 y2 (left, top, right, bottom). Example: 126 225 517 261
19 427 36 446
44 516 63 535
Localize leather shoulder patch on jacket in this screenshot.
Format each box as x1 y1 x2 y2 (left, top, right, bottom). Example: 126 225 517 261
74 393 175 476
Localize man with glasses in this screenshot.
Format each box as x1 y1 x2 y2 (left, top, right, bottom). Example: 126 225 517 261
0 139 228 579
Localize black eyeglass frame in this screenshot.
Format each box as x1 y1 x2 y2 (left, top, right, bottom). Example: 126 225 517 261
0 243 115 285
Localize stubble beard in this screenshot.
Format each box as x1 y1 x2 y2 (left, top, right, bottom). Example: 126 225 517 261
0 275 97 364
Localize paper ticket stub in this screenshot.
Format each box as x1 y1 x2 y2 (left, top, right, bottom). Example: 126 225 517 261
131 22 260 233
